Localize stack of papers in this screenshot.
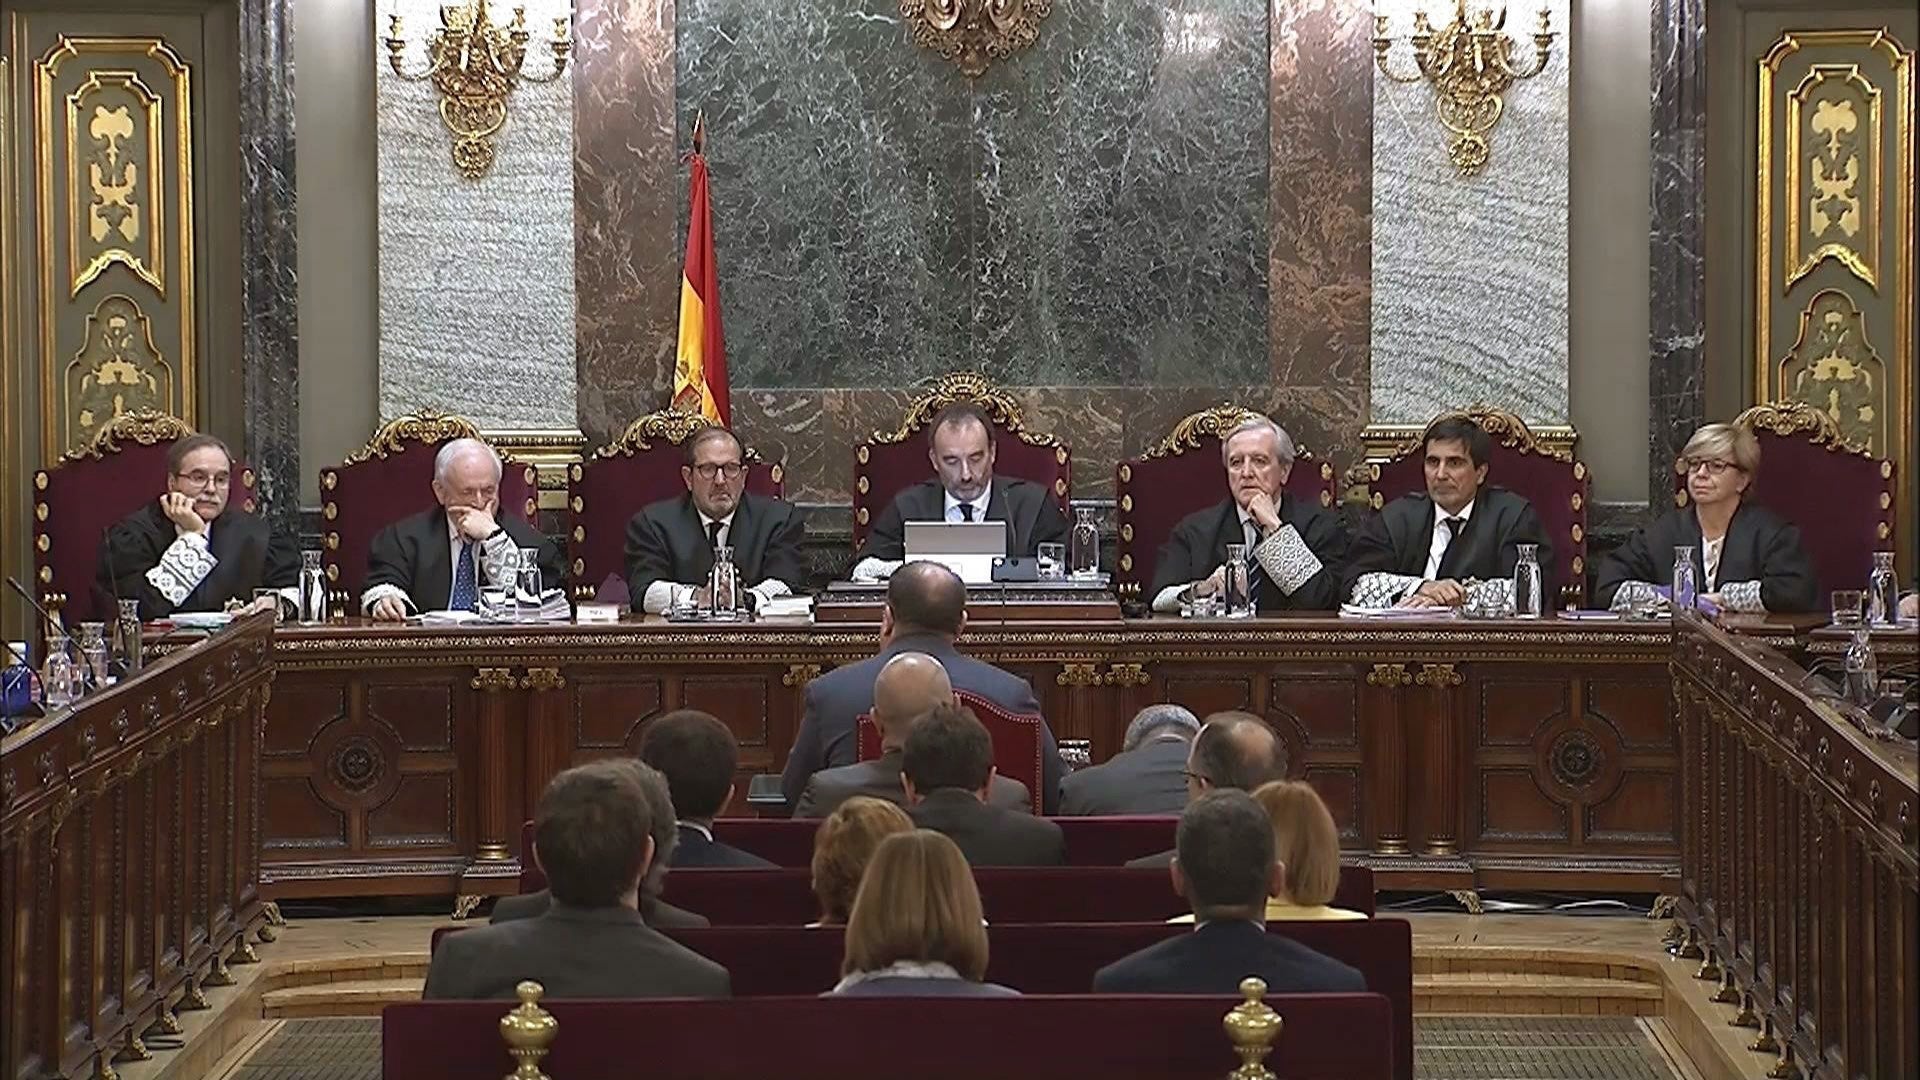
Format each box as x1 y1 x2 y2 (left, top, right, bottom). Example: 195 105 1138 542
167 612 234 630
1337 604 1460 619
479 588 573 622
759 595 814 619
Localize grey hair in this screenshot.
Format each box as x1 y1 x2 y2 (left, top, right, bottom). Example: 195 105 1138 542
1122 704 1200 752
433 437 502 485
1220 416 1297 468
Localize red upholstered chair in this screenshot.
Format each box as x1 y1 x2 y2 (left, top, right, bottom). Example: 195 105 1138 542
1115 405 1338 601
33 410 259 624
855 688 1043 813
1671 401 1896 594
567 409 785 600
319 412 539 615
1365 405 1589 607
851 372 1071 548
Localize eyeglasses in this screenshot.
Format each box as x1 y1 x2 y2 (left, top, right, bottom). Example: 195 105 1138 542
1684 458 1739 476
691 462 745 480
173 470 231 489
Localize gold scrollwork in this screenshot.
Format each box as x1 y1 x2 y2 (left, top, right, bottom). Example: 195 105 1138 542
1366 663 1413 687
1771 290 1887 454
61 406 188 461
1103 662 1150 688
65 295 171 451
342 409 482 464
66 69 165 297
383 0 572 179
1055 662 1101 688
863 371 1066 452
1415 663 1465 688
519 667 565 692
470 667 517 693
1373 1 1557 175
1365 404 1578 464
900 0 1052 79
1141 404 1262 459
592 408 773 467
782 663 822 688
1786 65 1881 292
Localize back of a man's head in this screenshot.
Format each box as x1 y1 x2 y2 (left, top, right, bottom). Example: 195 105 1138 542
885 561 967 637
901 703 994 795
872 652 954 740
1175 789 1276 916
1188 711 1286 793
1122 703 1200 752
629 759 679 896
638 709 737 821
533 760 653 908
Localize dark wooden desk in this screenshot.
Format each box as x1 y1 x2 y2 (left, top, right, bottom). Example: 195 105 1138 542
2 613 275 1080
257 613 1710 904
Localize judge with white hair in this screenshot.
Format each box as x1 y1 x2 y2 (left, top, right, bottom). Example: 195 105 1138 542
361 437 564 619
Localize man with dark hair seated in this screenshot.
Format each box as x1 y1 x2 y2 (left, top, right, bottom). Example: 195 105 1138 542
904 704 1064 867
782 561 1063 812
426 759 729 999
1092 789 1364 995
638 709 774 867
1127 710 1288 868
490 759 709 929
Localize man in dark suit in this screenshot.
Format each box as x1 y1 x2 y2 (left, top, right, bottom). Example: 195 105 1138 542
624 426 806 614
904 704 1064 867
1092 790 1364 995
96 433 300 620
1126 711 1287 868
1059 704 1199 816
426 760 730 999
491 759 709 928
1150 416 1349 613
1343 416 1554 610
850 402 1067 580
637 709 774 868
792 652 1031 817
781 561 1064 812
361 438 562 619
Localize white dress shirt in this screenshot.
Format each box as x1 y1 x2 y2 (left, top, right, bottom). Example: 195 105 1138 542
1424 497 1476 579
944 489 986 523
640 509 794 614
360 515 516 614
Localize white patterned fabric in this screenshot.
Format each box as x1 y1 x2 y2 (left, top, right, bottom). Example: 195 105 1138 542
1255 524 1322 596
144 532 217 605
1349 571 1423 608
850 557 902 583
1466 577 1514 611
1608 580 1662 612
1719 580 1764 612
1702 536 1724 591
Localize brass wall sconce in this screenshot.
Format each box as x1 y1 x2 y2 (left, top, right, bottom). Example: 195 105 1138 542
383 0 572 179
901 0 1052 78
1373 0 1556 176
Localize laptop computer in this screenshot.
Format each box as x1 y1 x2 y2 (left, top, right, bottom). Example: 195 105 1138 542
903 520 1008 584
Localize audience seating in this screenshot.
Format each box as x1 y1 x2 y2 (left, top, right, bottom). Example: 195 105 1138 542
32 410 259 624
1115 405 1339 601
384 991 1396 1080
567 408 785 601
854 688 1045 813
708 815 1181 868
1671 400 1896 594
851 371 1071 549
1365 404 1589 607
318 411 539 613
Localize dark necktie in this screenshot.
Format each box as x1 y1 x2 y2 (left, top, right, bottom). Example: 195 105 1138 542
959 503 975 522
707 520 724 548
1243 520 1266 608
450 540 478 612
1442 517 1465 537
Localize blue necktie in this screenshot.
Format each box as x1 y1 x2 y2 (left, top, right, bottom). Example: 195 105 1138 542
1244 521 1265 609
450 540 478 612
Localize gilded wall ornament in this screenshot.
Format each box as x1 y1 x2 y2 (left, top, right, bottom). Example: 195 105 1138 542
65 294 171 450
1774 289 1886 453
383 0 572 179
901 0 1052 78
1373 1 1556 175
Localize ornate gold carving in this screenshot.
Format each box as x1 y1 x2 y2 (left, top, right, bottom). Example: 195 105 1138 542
1222 977 1282 1080
1366 663 1413 687
59 406 188 462
112 1031 151 1063
1770 291 1887 453
781 663 822 688
452 893 485 920
1786 64 1880 291
519 667 565 691
64 295 172 451
67 69 166 296
470 667 517 693
864 371 1065 451
1448 888 1484 914
383 0 572 179
592 408 771 465
900 0 1052 79
1364 404 1577 464
1055 662 1101 688
500 980 558 1080
1141 404 1262 459
231 939 260 965
341 410 481 464
1416 663 1465 688
1373 1 1557 175
1103 662 1150 688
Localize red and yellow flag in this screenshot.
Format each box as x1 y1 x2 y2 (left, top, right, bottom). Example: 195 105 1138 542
672 114 729 425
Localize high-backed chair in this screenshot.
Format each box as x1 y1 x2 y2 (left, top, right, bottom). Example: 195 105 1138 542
1671 400 1895 594
1114 405 1338 601
856 688 1044 813
319 411 538 614
567 409 785 600
1365 405 1588 607
33 410 259 624
852 372 1071 548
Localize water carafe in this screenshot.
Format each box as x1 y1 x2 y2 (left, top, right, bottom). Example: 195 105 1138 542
708 545 740 616
298 550 329 623
114 598 143 677
1671 546 1697 614
1868 551 1899 625
1513 544 1543 618
1069 507 1099 579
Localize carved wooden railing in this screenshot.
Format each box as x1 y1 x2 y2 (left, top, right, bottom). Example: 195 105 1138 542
1672 614 1918 1080
1 613 276 1080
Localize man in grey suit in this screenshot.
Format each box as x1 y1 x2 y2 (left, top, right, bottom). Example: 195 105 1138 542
426 760 729 1000
781 561 1063 812
1058 704 1199 816
793 652 1032 817
906 704 1065 867
1124 711 1287 868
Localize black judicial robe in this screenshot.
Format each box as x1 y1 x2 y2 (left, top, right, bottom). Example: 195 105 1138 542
855 476 1068 562
96 502 298 620
623 492 806 608
363 507 565 613
1341 487 1555 601
1593 502 1818 613
1150 494 1351 612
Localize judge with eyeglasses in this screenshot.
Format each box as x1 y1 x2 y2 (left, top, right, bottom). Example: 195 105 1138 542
623 426 806 614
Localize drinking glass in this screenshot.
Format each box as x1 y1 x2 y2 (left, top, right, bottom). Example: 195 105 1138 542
515 548 544 622
253 589 284 624
1221 543 1253 619
1036 543 1065 582
1069 508 1100 579
1831 589 1866 627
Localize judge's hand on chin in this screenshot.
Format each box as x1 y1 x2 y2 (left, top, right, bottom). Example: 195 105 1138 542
447 501 499 542
161 492 207 534
369 597 409 622
1242 491 1282 532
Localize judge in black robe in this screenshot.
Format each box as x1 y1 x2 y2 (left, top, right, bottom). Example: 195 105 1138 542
1343 487 1554 608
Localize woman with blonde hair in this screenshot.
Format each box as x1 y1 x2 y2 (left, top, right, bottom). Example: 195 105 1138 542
808 796 913 927
1594 422 1816 613
829 830 1017 996
1167 780 1365 923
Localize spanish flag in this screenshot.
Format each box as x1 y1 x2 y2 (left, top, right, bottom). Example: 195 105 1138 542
672 113 729 425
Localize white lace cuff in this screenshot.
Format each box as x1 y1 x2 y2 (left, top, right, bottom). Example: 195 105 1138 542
1151 582 1192 614
144 532 217 605
360 583 414 615
1467 577 1514 610
851 557 901 583
478 531 521 587
1349 572 1423 608
1719 580 1765 612
748 579 792 606
1254 524 1322 596
641 580 689 615
1609 580 1662 612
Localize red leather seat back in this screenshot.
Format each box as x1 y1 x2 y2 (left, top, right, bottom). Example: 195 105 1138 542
1116 406 1337 600
852 372 1071 548
856 690 1043 813
1367 406 1589 606
33 411 259 624
319 413 538 612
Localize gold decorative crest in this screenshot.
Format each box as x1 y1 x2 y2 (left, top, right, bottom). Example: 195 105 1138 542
339 410 484 465
65 294 172 450
901 0 1052 78
1772 289 1886 453
1364 403 1578 464
865 371 1065 451
1140 404 1263 459
1733 399 1870 456
64 407 189 461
